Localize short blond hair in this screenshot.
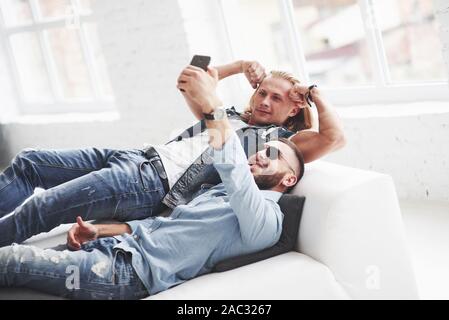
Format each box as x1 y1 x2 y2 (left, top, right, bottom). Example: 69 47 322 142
240 70 313 132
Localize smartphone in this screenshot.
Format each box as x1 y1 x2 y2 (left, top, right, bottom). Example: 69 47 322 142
190 55 211 71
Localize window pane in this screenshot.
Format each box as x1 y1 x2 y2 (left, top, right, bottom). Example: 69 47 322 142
38 0 70 19
375 0 447 83
293 0 373 87
9 32 53 102
1 0 33 27
46 28 93 99
233 0 294 72
84 22 114 97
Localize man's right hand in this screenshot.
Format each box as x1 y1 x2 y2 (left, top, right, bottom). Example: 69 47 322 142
241 61 266 89
67 216 99 251
177 65 222 116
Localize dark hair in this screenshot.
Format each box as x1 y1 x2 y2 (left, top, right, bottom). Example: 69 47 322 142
278 138 305 192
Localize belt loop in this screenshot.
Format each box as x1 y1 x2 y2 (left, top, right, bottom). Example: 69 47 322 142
139 161 150 192
142 147 169 194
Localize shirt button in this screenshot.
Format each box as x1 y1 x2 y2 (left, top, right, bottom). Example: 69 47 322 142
133 235 139 240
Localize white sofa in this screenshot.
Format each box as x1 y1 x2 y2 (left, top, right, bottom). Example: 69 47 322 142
0 161 419 300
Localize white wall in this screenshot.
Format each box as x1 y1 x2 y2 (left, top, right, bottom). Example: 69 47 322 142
324 103 449 202
0 0 195 166
0 29 19 120
177 0 248 108
435 0 449 78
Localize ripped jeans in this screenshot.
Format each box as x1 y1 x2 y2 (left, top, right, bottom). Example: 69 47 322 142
0 237 149 299
0 148 167 247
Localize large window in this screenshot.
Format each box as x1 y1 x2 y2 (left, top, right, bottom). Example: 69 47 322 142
220 0 449 105
0 0 114 114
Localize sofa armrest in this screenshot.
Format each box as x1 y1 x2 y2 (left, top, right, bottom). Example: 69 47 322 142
291 161 418 299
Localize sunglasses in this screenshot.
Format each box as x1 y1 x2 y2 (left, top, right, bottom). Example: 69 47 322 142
264 145 297 176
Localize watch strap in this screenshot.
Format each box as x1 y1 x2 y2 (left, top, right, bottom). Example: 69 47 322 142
203 107 227 120
203 113 215 120
305 84 318 107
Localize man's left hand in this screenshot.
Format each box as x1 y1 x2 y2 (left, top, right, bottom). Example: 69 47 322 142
67 216 99 251
289 84 319 109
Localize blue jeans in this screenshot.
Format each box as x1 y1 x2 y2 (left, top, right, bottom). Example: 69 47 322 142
0 237 149 299
0 148 166 247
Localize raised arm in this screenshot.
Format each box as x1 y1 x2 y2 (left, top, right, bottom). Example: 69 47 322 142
214 60 266 88
178 67 282 247
211 131 283 247
214 60 242 80
290 87 346 163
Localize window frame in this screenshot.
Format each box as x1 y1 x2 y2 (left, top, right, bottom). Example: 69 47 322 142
219 0 449 106
0 0 114 115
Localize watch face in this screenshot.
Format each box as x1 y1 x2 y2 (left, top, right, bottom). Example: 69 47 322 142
215 108 226 120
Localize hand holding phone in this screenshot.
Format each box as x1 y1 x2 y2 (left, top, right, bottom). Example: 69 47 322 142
190 55 211 72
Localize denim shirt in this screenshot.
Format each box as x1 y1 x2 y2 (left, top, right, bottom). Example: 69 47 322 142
114 132 284 295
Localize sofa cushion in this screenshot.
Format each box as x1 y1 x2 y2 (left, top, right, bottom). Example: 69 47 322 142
148 252 349 300
212 194 305 272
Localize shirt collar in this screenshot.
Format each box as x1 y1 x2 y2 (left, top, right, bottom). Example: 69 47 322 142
260 190 283 202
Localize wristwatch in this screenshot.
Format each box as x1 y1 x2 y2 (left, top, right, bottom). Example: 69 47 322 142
203 107 227 121
306 84 318 107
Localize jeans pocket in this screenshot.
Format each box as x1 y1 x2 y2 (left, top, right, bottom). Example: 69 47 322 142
112 250 135 285
138 160 165 193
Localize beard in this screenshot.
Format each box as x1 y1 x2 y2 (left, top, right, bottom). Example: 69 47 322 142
254 172 285 190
